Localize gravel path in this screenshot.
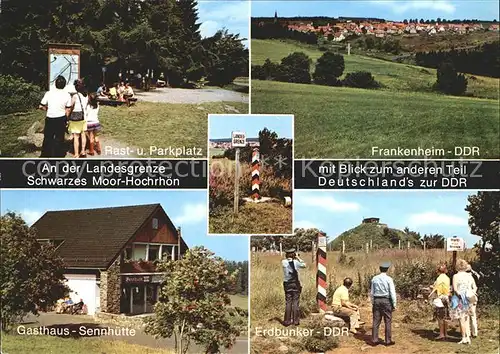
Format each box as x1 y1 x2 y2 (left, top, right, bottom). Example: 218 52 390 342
135 87 248 104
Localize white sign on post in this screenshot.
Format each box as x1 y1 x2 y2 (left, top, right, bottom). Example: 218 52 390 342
318 235 327 248
446 237 465 251
231 131 246 148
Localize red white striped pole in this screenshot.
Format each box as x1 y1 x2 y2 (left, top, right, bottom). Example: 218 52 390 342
251 148 261 200
316 232 327 313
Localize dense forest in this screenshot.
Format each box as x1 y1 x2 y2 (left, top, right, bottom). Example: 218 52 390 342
415 42 500 78
0 0 248 89
251 22 317 44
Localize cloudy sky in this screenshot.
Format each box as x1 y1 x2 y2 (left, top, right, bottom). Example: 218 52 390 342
0 190 248 261
198 1 249 46
294 191 482 248
252 1 499 21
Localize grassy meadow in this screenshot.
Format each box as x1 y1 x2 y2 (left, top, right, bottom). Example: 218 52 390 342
0 101 248 157
250 249 499 354
251 39 499 159
2 334 174 354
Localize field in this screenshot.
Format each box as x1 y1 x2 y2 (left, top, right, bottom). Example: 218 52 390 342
2 334 174 354
0 101 248 157
251 39 499 159
250 249 499 354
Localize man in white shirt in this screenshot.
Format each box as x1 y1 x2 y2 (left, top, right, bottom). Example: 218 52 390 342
370 261 397 346
282 248 306 326
39 75 72 157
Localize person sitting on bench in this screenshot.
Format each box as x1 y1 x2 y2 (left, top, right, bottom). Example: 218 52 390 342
123 82 135 105
331 277 364 334
108 83 119 100
96 83 108 98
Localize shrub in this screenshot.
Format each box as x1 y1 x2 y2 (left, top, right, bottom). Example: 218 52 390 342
313 52 345 86
393 260 436 300
251 65 266 80
433 60 468 96
262 58 281 80
301 319 339 352
0 75 42 115
342 71 381 89
277 52 311 84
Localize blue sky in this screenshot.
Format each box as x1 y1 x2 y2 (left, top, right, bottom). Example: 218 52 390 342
0 190 248 261
294 191 483 248
209 114 293 139
198 1 249 46
252 1 499 21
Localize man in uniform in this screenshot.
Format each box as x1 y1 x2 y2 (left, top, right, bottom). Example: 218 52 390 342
370 261 396 346
282 248 306 326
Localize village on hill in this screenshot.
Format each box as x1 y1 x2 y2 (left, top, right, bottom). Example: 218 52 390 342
261 13 499 42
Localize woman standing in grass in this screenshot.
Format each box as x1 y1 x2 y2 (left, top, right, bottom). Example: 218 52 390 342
451 259 474 345
67 79 88 158
85 93 102 155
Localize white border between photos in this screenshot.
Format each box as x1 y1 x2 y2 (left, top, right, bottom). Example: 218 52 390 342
206 114 295 236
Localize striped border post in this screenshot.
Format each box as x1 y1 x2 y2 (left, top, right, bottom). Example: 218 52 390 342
251 148 261 200
316 232 327 313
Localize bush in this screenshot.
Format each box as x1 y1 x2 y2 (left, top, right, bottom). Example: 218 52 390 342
313 52 345 86
251 65 266 80
276 52 311 84
0 75 42 115
342 71 381 89
301 319 339 352
433 60 468 96
393 260 436 300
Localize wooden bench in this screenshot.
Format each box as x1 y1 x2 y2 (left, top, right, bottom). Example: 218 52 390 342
97 97 138 107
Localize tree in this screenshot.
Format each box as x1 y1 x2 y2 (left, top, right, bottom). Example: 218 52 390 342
313 51 344 86
422 234 445 249
277 52 311 84
433 60 468 96
202 29 248 86
1 213 68 332
145 247 240 354
465 192 500 304
258 127 278 155
343 71 380 89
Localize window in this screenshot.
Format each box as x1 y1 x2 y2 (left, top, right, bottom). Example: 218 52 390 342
132 244 147 261
148 246 160 261
152 218 159 230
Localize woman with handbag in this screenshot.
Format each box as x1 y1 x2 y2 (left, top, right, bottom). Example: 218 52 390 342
451 259 474 344
67 80 88 158
466 263 479 337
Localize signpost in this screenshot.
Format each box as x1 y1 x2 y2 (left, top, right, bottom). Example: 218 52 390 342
446 236 465 274
48 43 81 92
231 131 246 214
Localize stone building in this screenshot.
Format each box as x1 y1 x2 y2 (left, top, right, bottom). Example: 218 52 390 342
32 204 188 315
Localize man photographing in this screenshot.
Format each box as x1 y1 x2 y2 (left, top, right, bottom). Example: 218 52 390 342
282 248 306 326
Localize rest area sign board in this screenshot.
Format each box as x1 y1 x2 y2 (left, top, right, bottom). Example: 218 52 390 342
447 237 465 251
231 131 246 148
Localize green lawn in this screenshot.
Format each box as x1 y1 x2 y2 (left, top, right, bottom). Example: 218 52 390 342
252 39 499 99
2 334 173 354
229 294 249 310
209 202 292 235
251 39 499 159
252 80 499 159
0 101 248 157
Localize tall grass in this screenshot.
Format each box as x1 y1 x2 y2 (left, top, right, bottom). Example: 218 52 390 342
251 248 476 325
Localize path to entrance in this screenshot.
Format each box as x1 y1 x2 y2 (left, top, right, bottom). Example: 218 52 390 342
135 87 248 104
23 312 248 354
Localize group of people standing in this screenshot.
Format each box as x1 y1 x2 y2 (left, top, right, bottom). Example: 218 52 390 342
281 252 480 347
39 76 101 158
